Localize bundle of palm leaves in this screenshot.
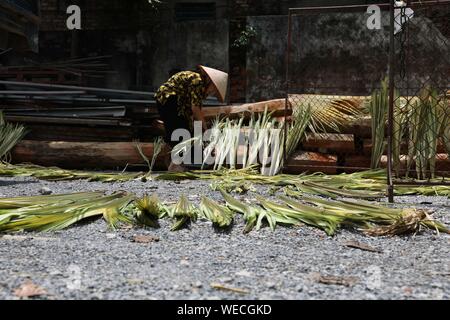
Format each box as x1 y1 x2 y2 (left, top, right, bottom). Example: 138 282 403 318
174 97 355 176
0 192 134 232
0 111 27 161
367 79 389 169
405 88 447 179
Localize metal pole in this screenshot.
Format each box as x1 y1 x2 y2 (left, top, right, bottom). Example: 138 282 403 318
387 0 395 202
284 11 292 164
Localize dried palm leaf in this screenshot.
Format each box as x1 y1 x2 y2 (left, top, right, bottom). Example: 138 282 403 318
167 195 197 231
135 194 163 227
199 196 235 228
367 79 389 169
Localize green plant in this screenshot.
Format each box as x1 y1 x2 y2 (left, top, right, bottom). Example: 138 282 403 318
232 26 257 48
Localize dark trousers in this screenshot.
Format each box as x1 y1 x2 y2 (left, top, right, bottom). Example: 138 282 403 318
157 95 191 147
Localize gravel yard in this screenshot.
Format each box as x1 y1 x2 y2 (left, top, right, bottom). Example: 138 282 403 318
0 176 449 300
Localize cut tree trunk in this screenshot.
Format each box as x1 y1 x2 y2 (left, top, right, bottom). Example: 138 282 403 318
11 140 170 170
283 151 338 174
301 133 356 154
203 99 290 120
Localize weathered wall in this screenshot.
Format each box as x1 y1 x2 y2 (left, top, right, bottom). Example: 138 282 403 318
150 19 229 91
37 0 229 91
245 7 449 101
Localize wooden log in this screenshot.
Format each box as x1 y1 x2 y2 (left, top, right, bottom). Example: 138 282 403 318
283 151 338 174
344 154 450 176
301 133 356 154
11 140 170 170
379 154 450 176
363 138 448 155
343 155 372 172
203 99 290 120
339 117 372 138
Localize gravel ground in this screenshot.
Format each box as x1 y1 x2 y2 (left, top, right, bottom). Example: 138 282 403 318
0 176 449 300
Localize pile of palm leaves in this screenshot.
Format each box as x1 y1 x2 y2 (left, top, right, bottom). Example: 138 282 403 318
157 167 450 198
0 163 146 182
367 83 449 179
174 94 367 176
173 106 312 176
0 190 447 237
289 94 366 133
219 189 448 236
0 192 134 232
0 111 27 161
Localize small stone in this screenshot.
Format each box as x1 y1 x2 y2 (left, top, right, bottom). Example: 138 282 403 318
39 187 52 195
132 235 160 243
193 281 203 288
296 285 305 292
235 270 253 277
180 259 190 266
106 233 116 239
219 277 233 283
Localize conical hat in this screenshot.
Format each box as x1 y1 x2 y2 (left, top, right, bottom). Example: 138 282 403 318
198 65 228 103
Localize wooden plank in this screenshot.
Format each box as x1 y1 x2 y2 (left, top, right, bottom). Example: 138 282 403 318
11 141 170 170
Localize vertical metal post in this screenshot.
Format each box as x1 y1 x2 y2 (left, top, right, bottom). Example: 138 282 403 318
284 11 292 164
387 0 395 202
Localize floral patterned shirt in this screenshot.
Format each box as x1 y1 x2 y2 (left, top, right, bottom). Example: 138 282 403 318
155 71 205 127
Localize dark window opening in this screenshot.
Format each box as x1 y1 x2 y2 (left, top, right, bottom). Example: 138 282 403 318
174 3 216 22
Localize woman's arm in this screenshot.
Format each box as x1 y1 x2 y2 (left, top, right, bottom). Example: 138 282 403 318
192 105 207 131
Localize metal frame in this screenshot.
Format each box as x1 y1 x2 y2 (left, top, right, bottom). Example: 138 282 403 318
285 0 450 202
